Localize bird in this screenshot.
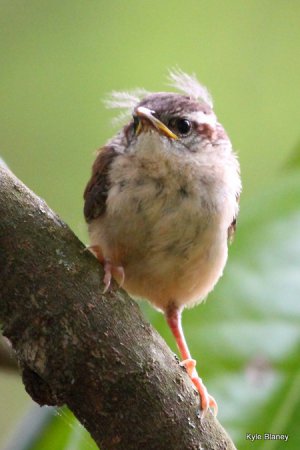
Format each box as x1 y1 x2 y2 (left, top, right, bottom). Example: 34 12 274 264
83 70 241 416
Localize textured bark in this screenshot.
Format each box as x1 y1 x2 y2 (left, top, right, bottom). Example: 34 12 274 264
0 163 236 450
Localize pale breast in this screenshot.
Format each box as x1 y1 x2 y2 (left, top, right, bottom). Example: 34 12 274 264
88 147 233 311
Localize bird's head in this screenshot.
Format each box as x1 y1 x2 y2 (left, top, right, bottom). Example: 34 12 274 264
105 70 229 155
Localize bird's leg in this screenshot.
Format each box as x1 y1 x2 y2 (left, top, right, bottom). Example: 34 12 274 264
85 245 125 292
165 306 218 416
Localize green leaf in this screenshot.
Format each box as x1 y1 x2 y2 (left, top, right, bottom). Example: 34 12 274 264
29 408 97 450
5 406 98 450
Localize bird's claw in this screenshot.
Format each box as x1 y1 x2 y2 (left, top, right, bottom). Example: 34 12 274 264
84 245 125 292
103 261 112 293
103 261 125 293
180 358 196 377
180 358 218 416
84 244 104 262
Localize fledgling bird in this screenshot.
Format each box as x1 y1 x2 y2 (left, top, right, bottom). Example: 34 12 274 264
84 70 241 416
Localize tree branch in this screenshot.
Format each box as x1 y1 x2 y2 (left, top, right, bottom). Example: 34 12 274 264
0 163 236 450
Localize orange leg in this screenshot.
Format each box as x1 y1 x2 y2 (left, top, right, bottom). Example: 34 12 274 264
166 306 218 417
86 245 125 292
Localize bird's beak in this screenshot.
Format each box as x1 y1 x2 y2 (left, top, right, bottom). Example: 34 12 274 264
135 106 178 140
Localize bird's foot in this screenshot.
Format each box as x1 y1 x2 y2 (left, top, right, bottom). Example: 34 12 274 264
85 244 105 262
180 358 218 417
85 245 125 292
102 260 125 293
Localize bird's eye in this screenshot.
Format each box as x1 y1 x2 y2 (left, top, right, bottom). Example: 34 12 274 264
169 118 192 136
133 116 140 134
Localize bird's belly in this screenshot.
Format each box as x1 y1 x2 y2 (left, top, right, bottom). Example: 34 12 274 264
123 223 228 311
89 180 229 311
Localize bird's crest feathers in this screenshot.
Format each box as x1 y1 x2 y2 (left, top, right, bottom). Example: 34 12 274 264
167 69 213 108
104 70 213 125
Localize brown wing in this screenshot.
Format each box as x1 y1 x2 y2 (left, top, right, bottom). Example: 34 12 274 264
227 194 240 243
83 146 118 223
227 217 237 243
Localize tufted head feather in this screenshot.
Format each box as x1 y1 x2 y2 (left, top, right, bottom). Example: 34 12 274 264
103 89 149 125
167 69 213 108
104 70 213 125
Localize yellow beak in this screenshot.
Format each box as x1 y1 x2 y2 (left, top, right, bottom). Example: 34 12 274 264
135 106 178 140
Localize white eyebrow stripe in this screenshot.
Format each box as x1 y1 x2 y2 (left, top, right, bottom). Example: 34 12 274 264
189 111 217 127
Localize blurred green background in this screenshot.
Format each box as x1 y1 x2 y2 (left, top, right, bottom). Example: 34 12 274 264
1 1 300 449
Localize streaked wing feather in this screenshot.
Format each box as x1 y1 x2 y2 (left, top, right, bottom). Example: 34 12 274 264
83 146 117 222
227 194 240 243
